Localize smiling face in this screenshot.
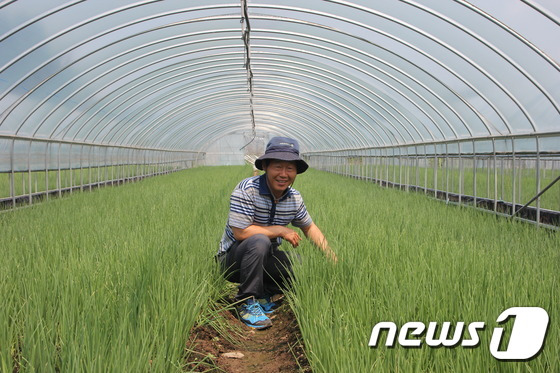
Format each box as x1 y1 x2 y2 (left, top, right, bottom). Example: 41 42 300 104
262 159 298 199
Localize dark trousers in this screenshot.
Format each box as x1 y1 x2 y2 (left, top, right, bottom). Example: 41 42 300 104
219 234 294 301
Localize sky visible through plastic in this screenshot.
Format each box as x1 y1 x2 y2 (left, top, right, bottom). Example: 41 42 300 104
0 0 558 169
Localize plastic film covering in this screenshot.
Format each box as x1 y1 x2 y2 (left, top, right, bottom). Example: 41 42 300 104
0 0 559 170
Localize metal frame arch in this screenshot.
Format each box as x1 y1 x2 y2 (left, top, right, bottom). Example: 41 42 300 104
135 95 250 148
72 47 404 150
75 68 246 145
54 54 244 139
104 81 248 146
181 117 332 154
249 94 358 149
136 87 358 150
254 42 450 141
252 76 390 147
251 106 348 149
143 88 354 150
250 21 473 138
0 3 241 102
17 36 243 140
250 3 516 136
2 6 460 148
179 113 337 153
49 66 244 143
114 85 249 147
0 1 86 42
458 0 560 71
0 0 557 160
314 1 535 133
61 46 400 150
95 73 370 149
139 83 373 150
403 0 560 121
2 17 245 136
252 63 414 145
89 70 246 144
253 54 431 144
247 14 499 138
196 122 328 157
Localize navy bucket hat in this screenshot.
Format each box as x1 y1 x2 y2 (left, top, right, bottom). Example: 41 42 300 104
254 137 309 174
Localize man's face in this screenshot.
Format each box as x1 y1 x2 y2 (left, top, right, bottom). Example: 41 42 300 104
263 160 297 197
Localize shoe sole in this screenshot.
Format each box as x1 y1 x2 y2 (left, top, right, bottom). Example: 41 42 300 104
241 320 272 329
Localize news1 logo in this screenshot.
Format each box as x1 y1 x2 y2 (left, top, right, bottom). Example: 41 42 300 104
369 307 549 361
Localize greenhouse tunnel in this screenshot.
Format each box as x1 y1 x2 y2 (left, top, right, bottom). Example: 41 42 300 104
0 0 559 226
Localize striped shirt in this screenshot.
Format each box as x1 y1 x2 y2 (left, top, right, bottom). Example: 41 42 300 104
218 174 313 255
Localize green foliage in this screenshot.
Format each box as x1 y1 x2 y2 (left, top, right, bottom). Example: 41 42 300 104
1 166 557 372
0 166 245 372
288 169 559 372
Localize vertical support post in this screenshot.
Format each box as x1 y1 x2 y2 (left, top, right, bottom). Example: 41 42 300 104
473 140 477 207
486 156 490 199
104 147 108 186
445 143 449 202
392 148 397 186
375 151 379 183
363 154 366 180
492 138 497 212
500 154 505 201
519 156 523 208
111 148 114 186
512 138 516 215
385 148 389 188
88 146 93 192
536 136 541 226
69 144 73 194
405 148 410 192
57 143 62 198
45 142 49 200
433 144 438 198
346 151 349 177
398 147 403 189
80 145 84 192
424 148 428 194
27 141 32 205
97 147 101 186
10 139 16 207
458 141 463 205
415 146 419 191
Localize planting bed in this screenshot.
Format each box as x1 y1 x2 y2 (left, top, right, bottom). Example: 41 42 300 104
1 166 557 372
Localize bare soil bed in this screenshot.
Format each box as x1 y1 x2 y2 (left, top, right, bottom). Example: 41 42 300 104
185 295 310 372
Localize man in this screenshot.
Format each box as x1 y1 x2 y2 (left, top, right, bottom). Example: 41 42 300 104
216 136 337 329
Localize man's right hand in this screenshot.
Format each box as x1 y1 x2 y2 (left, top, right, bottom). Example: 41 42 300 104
281 227 302 247
233 225 301 247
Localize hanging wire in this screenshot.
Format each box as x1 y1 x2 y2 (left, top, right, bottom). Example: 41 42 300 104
239 0 257 150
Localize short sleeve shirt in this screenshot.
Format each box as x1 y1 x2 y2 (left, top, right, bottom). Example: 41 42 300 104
218 174 312 254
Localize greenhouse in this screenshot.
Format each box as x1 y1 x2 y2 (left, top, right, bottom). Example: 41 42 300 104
0 0 558 371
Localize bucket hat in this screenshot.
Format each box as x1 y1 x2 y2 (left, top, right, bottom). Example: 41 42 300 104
254 136 309 174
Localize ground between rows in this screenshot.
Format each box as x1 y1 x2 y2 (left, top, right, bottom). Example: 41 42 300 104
185 294 310 372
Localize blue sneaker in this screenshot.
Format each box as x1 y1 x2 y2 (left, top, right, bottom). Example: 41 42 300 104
257 296 277 314
237 299 272 329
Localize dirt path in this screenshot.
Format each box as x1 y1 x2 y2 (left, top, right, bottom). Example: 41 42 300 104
185 296 310 372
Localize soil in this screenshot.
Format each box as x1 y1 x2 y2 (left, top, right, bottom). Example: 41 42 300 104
184 295 311 372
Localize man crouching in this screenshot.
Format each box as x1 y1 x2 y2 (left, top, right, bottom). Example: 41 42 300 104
216 136 337 329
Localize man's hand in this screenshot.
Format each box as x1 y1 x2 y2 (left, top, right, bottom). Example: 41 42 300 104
281 227 302 247
232 225 301 247
324 247 338 264
301 222 338 263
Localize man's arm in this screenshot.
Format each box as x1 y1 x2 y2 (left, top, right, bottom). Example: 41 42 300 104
232 225 303 247
300 223 338 263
